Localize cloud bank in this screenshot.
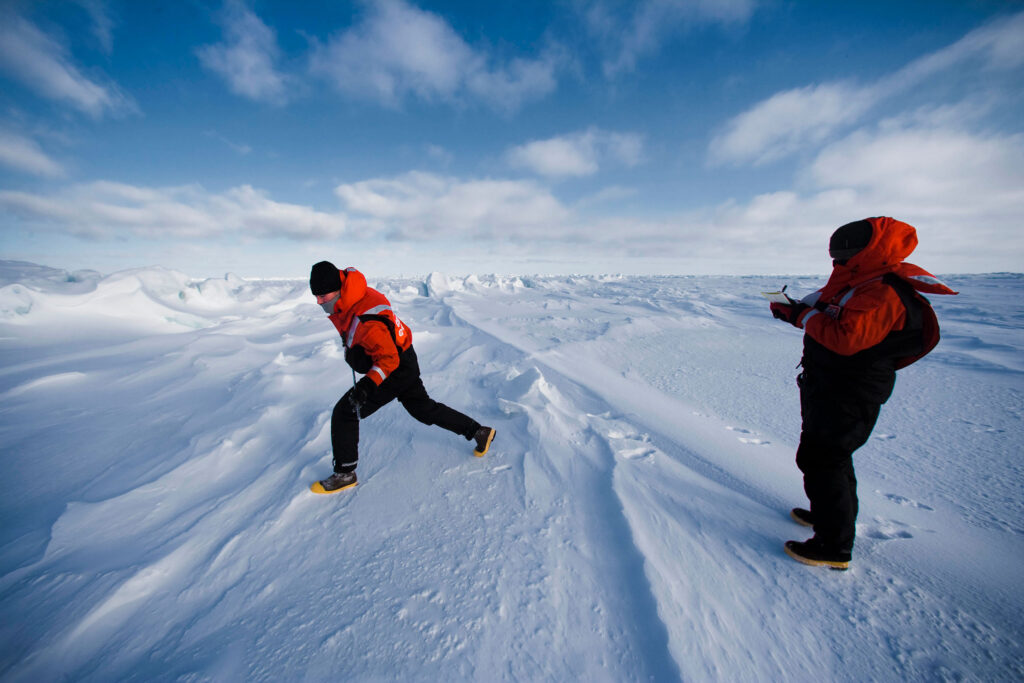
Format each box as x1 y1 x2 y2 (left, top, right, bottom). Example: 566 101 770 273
709 11 1024 166
0 131 65 178
0 182 347 240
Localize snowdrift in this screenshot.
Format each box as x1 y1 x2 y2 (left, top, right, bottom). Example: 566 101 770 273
1 260 1021 681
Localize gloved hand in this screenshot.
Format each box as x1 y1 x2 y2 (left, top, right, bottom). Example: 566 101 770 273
770 301 810 327
348 376 377 412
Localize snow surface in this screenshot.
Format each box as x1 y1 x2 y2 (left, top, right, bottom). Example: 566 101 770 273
1 260 1021 682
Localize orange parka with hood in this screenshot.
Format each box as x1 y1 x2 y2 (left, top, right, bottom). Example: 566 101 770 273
324 267 412 386
792 217 957 401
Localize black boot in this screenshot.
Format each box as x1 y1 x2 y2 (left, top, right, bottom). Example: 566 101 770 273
790 508 814 527
784 538 851 570
313 471 357 494
472 426 496 457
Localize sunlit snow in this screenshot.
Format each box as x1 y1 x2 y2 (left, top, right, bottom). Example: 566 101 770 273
1 261 1021 681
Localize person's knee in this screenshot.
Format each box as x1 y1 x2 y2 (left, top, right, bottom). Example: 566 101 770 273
401 399 437 426
406 406 435 426
797 437 851 473
333 397 358 422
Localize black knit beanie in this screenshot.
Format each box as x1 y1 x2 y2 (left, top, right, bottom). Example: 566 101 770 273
309 261 341 295
829 220 873 262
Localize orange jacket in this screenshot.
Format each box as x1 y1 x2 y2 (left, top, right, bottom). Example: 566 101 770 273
794 217 957 360
324 267 412 386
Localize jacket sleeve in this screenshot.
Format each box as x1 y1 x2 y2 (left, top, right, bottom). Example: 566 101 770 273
353 320 401 385
802 281 907 356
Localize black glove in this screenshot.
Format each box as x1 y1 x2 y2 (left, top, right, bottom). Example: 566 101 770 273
345 345 374 374
348 376 377 412
770 301 810 327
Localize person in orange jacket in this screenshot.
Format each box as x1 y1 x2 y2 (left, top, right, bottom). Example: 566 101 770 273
309 261 495 493
769 217 956 569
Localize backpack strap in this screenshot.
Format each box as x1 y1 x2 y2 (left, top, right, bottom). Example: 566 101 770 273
358 313 401 351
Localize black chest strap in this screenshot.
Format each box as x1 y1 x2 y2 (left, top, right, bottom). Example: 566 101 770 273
358 313 401 350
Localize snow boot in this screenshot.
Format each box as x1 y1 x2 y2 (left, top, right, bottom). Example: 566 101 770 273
473 426 496 457
790 508 814 527
784 538 851 571
312 471 357 494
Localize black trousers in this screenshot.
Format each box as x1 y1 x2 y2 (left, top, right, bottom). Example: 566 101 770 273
331 346 479 473
796 370 882 552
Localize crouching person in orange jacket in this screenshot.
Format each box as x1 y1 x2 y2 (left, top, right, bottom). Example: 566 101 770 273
769 218 956 569
309 261 496 493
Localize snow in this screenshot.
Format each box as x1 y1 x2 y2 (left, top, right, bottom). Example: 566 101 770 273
1 259 1021 682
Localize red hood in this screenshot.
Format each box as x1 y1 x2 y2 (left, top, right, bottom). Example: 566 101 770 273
821 217 957 298
327 267 368 328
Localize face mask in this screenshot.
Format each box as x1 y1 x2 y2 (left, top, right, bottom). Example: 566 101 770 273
320 294 339 315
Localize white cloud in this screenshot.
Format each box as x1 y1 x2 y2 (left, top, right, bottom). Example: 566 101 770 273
4 117 1017 275
0 182 348 240
506 128 645 178
708 83 874 166
507 135 598 177
808 122 1024 223
0 13 134 118
583 0 757 77
464 52 560 112
710 11 1024 166
74 0 115 54
697 121 1024 273
1 174 573 245
886 10 1024 90
0 131 65 177
310 0 560 110
197 0 289 104
334 171 571 239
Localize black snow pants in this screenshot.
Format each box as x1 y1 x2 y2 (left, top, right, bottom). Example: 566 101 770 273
795 368 883 553
331 346 479 473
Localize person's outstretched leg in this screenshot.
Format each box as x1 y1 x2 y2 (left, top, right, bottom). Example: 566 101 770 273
392 347 494 453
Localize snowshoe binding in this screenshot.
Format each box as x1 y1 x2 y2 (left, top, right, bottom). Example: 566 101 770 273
311 471 357 494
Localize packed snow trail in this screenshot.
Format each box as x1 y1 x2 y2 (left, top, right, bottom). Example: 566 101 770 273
0 263 1021 681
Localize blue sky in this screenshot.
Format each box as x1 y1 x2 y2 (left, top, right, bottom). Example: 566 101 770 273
1 0 1022 278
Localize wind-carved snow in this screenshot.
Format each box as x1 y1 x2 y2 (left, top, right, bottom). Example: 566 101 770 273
0 261 1022 681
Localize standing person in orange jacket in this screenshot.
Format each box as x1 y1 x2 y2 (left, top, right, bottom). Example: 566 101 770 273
309 261 496 493
769 218 956 569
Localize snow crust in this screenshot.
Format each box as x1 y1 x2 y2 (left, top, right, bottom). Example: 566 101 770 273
1 260 1021 681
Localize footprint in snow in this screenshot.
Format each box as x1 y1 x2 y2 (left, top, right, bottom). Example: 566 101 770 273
953 417 1006 434
861 518 914 541
457 464 512 476
727 426 770 446
618 447 656 461
880 492 935 511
